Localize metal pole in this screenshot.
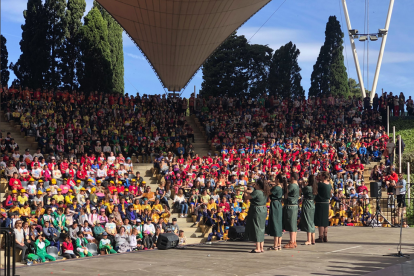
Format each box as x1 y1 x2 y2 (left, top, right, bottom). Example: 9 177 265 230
370 0 395 103
398 135 402 173
393 126 396 165
341 0 366 98
387 106 389 136
408 162 411 200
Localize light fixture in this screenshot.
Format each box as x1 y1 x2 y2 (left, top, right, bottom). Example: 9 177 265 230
379 29 388 34
349 29 359 35
359 36 368 41
353 35 359 39
370 35 378 41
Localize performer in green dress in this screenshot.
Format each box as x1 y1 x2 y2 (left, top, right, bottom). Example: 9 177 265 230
314 172 332 243
283 173 299 249
267 176 284 251
300 175 317 245
244 179 271 253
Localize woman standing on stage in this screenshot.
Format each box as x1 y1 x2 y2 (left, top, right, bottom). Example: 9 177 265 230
244 179 271 253
300 175 317 245
267 175 284 251
314 171 332 242
283 173 300 249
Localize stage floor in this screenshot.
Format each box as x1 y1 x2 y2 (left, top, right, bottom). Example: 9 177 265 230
16 227 414 276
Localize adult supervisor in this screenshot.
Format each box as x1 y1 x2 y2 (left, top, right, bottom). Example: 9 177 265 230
283 172 300 249
244 178 270 253
267 175 284 251
314 171 332 243
300 175 317 245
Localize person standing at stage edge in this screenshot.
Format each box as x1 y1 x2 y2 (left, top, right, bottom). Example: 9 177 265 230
283 173 299 249
267 175 284 251
300 175 317 245
244 178 270 253
314 172 332 243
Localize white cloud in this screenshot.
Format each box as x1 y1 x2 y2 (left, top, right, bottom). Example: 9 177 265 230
2 0 27 23
126 53 146 61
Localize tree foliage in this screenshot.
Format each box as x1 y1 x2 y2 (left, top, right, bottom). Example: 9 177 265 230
268 41 304 98
348 78 370 98
44 0 67 88
78 7 112 93
11 0 49 89
1 35 10 86
61 0 86 90
200 33 272 98
309 16 349 97
94 1 124 94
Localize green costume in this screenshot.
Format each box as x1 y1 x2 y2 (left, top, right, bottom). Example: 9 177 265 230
75 237 93 257
245 189 267 242
300 186 315 233
267 186 283 237
284 183 299 232
99 239 117 254
34 239 56 262
314 182 332 227
53 213 68 232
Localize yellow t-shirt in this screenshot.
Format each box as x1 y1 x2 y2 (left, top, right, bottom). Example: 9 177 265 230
152 204 163 212
9 206 21 215
141 204 151 211
238 212 247 221
20 206 31 216
17 195 29 206
53 194 64 203
133 204 141 212
65 195 74 205
207 203 217 211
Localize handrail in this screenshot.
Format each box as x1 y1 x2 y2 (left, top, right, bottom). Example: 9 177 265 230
0 228 16 276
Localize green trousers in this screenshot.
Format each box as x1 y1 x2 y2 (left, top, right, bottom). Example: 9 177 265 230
101 245 117 254
78 251 93 257
38 253 56 262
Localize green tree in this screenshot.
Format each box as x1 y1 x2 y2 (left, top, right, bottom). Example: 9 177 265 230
44 0 67 88
200 33 272 98
309 16 349 97
11 0 49 89
1 35 10 86
78 7 112 93
348 78 370 98
94 1 124 94
61 0 86 90
268 41 304 98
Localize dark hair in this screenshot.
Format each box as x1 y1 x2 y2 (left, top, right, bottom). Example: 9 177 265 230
319 171 330 181
309 175 318 195
255 179 271 197
277 174 289 200
290 172 299 181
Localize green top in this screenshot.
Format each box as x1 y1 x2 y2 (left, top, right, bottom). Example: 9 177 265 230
75 237 89 248
302 186 315 201
287 183 299 205
35 239 50 255
250 189 267 206
315 182 332 203
269 186 283 201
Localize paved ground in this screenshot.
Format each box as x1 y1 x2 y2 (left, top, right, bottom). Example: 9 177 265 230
15 227 414 276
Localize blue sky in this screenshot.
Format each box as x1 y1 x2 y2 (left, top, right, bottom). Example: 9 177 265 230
2 0 414 99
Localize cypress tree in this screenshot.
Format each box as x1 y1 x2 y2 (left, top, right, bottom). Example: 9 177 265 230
94 1 124 94
1 35 10 86
78 7 112 93
61 0 86 90
268 41 304 98
44 0 67 88
11 0 49 89
309 16 349 97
